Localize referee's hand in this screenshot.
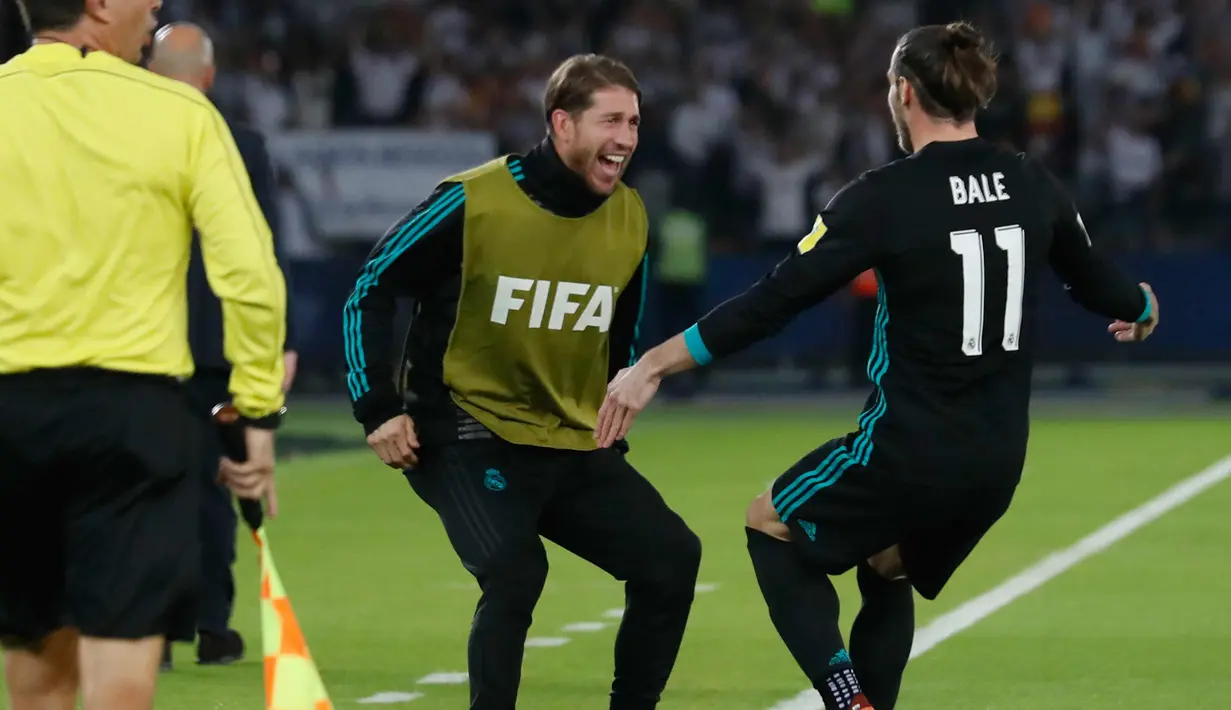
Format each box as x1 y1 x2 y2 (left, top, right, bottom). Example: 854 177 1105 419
220 427 278 519
367 414 420 469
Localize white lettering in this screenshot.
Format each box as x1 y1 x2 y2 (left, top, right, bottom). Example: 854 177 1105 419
954 173 1010 206
547 281 591 330
967 175 986 203
491 277 621 332
528 280 551 328
950 176 968 205
993 172 1010 201
490 276 534 324
574 285 616 332
980 174 997 201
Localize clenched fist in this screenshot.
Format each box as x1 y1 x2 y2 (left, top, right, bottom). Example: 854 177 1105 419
367 413 420 469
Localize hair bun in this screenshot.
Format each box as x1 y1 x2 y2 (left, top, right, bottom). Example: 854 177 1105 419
943 22 981 52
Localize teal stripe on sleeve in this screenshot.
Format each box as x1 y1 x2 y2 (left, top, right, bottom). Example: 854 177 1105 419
343 185 465 400
1135 285 1153 324
683 323 713 366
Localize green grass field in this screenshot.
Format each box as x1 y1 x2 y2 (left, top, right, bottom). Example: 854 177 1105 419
4 401 1230 710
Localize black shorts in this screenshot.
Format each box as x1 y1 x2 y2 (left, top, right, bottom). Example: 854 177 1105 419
0 368 202 646
771 437 1016 600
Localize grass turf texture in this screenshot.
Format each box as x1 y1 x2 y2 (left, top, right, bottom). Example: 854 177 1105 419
3 403 1228 709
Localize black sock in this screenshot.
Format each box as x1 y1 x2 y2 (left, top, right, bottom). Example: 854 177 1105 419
746 528 871 710
849 562 915 709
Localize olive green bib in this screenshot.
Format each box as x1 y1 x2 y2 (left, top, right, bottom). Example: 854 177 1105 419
442 157 647 450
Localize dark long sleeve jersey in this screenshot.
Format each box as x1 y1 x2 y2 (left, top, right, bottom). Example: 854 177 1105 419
344 138 646 440
687 138 1150 488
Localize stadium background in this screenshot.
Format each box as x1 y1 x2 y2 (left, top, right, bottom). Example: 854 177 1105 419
2 1 1230 709
8 0 1216 394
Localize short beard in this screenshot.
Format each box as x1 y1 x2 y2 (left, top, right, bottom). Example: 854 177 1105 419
561 143 594 175
896 121 915 153
887 81 913 154
896 108 915 153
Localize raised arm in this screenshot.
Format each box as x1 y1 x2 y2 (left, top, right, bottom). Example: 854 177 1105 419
596 175 881 446
677 174 880 370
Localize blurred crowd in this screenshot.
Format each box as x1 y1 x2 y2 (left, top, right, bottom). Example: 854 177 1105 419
156 0 1231 254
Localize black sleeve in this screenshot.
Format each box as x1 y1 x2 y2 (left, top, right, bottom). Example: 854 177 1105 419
344 182 465 433
688 174 880 364
1040 163 1151 323
607 253 647 379
237 129 296 351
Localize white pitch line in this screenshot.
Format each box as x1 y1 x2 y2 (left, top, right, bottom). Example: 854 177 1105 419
358 691 424 704
768 454 1231 710
525 636 571 647
395 586 729 703
417 671 468 685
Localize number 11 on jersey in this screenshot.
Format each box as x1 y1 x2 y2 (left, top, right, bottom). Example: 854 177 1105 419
949 225 1025 357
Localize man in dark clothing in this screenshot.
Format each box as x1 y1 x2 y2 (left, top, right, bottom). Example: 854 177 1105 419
344 55 701 710
150 23 297 668
599 23 1158 710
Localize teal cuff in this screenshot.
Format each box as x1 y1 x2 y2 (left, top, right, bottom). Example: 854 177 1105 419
683 324 713 366
1135 286 1153 324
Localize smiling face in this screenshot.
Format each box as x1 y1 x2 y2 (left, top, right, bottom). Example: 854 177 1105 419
552 86 640 195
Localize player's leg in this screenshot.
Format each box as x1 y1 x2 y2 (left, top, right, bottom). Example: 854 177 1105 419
65 376 202 710
186 371 243 665
847 483 1016 710
848 559 913 710
538 448 701 710
747 439 904 710
405 440 559 710
745 491 870 710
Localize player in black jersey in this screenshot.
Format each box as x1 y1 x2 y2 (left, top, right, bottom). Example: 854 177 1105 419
595 21 1159 710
